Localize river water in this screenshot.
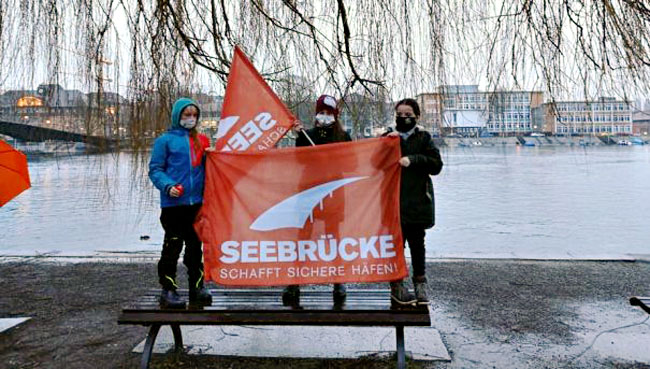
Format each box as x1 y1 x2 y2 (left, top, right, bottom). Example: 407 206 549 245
1 145 648 259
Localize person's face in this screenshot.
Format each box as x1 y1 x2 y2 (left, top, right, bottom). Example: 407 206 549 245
317 110 335 118
396 104 417 119
181 106 199 120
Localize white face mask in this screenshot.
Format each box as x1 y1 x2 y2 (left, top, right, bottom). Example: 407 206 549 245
315 113 335 127
179 118 197 129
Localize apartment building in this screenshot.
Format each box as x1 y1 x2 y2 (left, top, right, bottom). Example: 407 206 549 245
417 85 544 136
539 98 632 135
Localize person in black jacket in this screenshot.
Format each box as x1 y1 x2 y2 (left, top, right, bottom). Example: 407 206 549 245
294 94 352 146
283 94 352 305
383 98 443 306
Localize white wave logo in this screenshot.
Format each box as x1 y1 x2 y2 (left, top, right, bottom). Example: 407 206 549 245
250 176 367 231
215 116 239 139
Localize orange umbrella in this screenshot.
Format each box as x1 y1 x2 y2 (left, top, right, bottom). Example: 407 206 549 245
0 140 31 206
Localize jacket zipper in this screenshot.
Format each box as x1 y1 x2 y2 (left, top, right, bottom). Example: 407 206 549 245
187 135 194 205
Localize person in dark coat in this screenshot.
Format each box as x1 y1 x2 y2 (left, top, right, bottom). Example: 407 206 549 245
383 98 443 306
283 94 352 305
295 95 352 146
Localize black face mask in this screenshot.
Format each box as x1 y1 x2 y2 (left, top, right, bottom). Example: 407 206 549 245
396 117 416 133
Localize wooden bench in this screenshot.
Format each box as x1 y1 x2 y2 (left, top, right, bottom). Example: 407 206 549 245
118 288 431 369
630 296 650 315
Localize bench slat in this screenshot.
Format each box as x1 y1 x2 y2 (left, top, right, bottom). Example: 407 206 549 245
140 289 392 296
126 289 403 311
118 311 431 326
120 288 431 327
128 303 394 310
124 304 425 312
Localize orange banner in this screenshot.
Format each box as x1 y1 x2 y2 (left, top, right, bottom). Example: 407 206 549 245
214 46 296 152
197 137 408 286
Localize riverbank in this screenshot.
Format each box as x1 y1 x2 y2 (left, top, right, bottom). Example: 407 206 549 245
1 259 649 368
439 134 650 147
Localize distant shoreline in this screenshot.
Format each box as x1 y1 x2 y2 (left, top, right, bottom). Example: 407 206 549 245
436 134 649 147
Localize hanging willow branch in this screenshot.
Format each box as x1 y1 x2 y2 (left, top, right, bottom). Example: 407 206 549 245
0 0 648 149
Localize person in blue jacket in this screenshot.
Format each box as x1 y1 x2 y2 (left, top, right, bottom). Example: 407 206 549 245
149 97 212 308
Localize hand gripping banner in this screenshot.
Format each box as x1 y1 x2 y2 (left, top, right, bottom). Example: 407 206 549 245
214 46 296 152
196 137 408 286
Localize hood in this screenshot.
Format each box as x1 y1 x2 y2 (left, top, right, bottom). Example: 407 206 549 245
171 97 201 129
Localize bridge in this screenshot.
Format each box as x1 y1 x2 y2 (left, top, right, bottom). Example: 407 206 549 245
0 120 116 147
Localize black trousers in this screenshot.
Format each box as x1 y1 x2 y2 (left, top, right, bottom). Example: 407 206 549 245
158 204 204 291
402 223 426 277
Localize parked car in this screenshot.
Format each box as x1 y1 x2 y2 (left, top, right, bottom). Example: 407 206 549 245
530 132 545 137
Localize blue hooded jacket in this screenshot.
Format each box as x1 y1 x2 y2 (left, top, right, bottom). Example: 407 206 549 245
149 98 205 208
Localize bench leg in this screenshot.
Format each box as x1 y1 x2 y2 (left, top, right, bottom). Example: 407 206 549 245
141 324 161 369
171 324 183 352
396 325 405 369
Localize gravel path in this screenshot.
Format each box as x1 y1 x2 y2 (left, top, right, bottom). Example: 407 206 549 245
1 259 648 368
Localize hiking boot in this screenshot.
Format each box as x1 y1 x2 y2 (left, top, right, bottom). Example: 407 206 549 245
159 289 186 309
282 285 300 306
333 284 347 303
413 276 430 305
189 286 213 305
390 280 417 306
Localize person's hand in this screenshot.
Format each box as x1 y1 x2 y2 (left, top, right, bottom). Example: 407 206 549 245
292 120 304 134
168 186 182 197
205 147 215 152
399 156 411 167
387 131 400 137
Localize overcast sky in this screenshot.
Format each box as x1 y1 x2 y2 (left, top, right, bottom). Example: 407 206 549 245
1 0 648 105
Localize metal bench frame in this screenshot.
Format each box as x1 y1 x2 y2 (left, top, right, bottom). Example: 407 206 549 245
118 288 431 369
630 296 650 315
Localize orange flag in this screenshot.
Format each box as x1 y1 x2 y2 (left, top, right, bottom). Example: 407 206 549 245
196 137 408 286
0 140 31 206
214 46 296 152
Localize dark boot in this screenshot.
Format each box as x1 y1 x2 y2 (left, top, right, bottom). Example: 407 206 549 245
189 285 213 305
159 289 186 309
188 271 212 305
390 279 416 306
412 275 430 305
333 283 347 303
282 285 300 306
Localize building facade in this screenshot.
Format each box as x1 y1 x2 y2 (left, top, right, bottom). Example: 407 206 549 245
0 84 127 137
540 98 632 135
417 85 544 136
632 110 650 136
